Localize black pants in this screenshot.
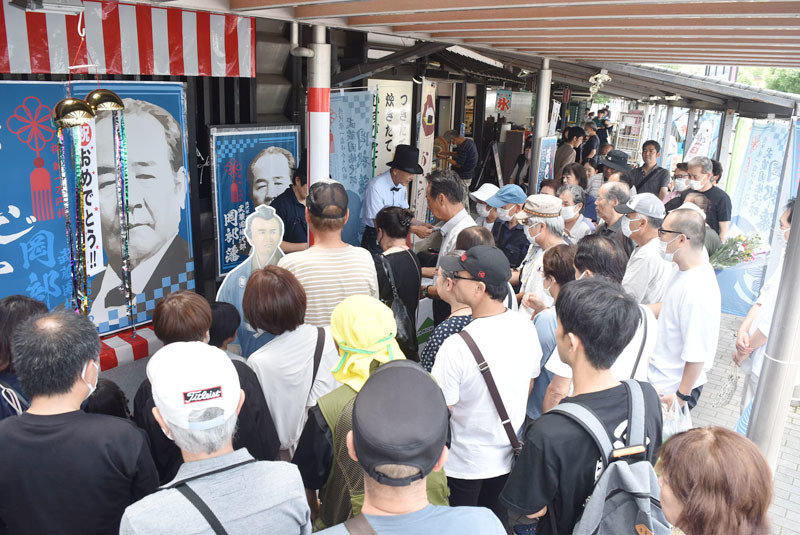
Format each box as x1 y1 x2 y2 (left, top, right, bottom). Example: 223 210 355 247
360 226 382 255
448 473 509 525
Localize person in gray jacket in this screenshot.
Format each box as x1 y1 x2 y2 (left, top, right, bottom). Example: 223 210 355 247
120 342 311 535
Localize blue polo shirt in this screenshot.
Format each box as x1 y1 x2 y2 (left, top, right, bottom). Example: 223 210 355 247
270 187 307 244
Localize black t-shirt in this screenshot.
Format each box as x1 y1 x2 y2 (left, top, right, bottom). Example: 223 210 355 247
664 186 732 235
133 360 280 484
581 135 599 161
629 165 670 197
374 249 422 321
0 410 159 534
500 382 663 535
270 186 308 244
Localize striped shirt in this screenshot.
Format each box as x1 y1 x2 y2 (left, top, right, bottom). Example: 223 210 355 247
278 246 379 326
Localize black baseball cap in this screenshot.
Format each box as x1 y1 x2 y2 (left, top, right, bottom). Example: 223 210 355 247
352 360 449 487
599 149 631 172
307 180 348 219
439 245 511 287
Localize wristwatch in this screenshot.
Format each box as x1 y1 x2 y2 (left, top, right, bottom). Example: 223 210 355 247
675 390 692 403
422 285 431 298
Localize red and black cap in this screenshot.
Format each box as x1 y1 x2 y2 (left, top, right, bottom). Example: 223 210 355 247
439 244 511 287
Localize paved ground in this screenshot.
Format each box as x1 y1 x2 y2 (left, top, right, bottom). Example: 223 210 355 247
693 313 800 535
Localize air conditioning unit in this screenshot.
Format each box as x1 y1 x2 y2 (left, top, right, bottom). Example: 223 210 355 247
8 0 84 15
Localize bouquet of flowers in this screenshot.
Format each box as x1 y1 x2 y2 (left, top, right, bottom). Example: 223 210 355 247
710 233 767 270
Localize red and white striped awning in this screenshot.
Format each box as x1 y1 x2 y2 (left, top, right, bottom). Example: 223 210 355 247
0 0 255 77
99 325 163 371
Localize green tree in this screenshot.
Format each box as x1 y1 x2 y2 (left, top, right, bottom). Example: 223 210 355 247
765 69 800 95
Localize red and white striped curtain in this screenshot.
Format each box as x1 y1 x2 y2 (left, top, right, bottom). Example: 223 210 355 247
0 0 255 77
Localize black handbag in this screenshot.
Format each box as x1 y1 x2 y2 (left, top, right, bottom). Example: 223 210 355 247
379 252 419 361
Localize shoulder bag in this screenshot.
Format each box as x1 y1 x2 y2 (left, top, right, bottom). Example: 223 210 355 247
457 330 523 456
379 252 420 361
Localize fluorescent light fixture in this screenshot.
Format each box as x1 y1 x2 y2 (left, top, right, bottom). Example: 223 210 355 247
665 94 682 101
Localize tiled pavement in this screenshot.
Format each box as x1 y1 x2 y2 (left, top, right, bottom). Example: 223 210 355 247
693 314 800 535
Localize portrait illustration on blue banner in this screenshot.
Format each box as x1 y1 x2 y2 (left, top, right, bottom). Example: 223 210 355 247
0 81 194 335
210 125 299 278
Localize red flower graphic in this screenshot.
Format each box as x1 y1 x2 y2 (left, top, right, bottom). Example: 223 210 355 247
478 270 486 279
7 96 55 157
461 252 467 261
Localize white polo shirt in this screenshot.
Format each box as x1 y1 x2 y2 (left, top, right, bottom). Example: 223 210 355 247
432 310 541 479
436 209 477 267
648 262 721 395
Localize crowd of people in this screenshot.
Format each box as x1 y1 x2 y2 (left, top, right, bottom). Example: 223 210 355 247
0 134 789 535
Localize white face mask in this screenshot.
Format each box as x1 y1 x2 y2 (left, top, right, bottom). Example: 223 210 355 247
561 205 578 220
476 203 491 218
497 206 513 222
621 217 642 238
776 229 789 249
659 235 682 263
543 278 553 299
689 179 704 191
674 178 689 192
81 360 99 400
525 223 542 245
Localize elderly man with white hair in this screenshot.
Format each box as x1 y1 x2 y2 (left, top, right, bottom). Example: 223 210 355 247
665 156 732 241
120 342 311 534
510 194 567 318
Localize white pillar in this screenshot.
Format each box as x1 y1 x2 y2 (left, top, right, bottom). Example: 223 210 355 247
660 105 674 168
683 108 697 155
308 25 330 184
528 58 551 194
716 108 736 184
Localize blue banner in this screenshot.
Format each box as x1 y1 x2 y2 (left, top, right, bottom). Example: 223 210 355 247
210 125 299 277
0 81 194 335
330 91 375 246
717 120 790 316
792 119 800 199
536 135 558 191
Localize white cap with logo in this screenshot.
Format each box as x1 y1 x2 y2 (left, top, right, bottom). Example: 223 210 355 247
147 341 241 431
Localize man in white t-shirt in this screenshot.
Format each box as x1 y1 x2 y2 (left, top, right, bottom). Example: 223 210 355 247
648 209 721 410
543 234 656 412
432 245 542 523
615 193 676 304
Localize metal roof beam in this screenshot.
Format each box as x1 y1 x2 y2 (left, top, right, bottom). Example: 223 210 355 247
331 41 448 86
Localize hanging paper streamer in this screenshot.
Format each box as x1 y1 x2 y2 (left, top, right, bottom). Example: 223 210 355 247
77 120 104 277
112 110 135 334
56 127 79 311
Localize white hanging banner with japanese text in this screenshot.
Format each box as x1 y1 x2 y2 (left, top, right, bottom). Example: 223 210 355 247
78 120 104 277
413 79 437 228
369 79 413 175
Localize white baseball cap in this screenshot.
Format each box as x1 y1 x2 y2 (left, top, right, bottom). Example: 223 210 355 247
147 342 241 431
469 183 500 203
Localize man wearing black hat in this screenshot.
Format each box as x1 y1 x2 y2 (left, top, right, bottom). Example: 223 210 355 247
432 245 541 523
317 361 505 534
270 152 309 253
361 145 434 255
279 181 379 327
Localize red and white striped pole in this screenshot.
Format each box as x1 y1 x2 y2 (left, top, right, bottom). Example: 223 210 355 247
307 24 330 185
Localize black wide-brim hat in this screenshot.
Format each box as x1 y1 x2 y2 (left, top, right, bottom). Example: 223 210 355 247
387 144 424 175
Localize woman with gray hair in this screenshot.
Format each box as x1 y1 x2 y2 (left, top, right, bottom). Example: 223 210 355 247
557 184 592 242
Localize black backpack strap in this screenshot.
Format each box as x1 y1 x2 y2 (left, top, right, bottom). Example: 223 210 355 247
629 307 648 380
312 327 325 386
344 514 378 535
175 484 228 535
458 330 522 454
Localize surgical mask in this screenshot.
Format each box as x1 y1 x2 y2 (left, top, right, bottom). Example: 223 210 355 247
525 224 542 245
476 203 491 218
561 205 578 220
776 230 789 249
497 207 513 222
81 360 99 400
543 278 553 299
689 179 704 191
674 178 689 192
621 217 641 237
659 235 682 263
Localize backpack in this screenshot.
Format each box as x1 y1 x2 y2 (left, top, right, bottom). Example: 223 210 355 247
549 379 670 535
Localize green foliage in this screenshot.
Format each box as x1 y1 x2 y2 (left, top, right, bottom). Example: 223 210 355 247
765 69 800 95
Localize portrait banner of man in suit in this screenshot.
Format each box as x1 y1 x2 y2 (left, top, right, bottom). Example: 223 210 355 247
83 83 195 334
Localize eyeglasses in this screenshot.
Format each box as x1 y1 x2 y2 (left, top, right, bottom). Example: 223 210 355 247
658 228 689 239
450 273 479 282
